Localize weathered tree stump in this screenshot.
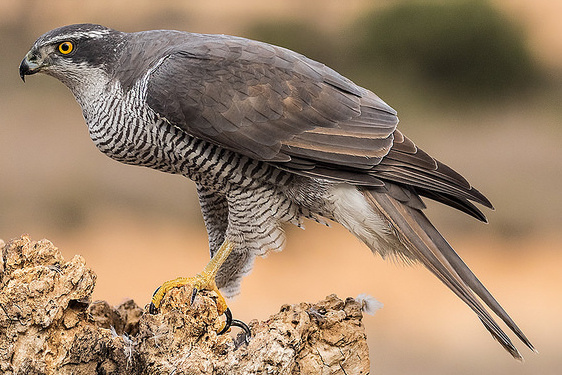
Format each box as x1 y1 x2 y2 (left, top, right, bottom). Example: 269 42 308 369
0 236 371 374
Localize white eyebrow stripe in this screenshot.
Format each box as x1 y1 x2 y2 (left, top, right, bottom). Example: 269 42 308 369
38 30 110 46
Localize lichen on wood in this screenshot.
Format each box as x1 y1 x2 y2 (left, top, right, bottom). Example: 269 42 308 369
0 235 371 374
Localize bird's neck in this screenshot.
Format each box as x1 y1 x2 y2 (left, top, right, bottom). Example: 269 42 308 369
63 68 114 114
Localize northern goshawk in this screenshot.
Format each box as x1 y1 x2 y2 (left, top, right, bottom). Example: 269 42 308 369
20 24 534 358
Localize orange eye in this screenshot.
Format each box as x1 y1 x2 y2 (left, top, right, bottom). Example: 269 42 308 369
58 41 74 55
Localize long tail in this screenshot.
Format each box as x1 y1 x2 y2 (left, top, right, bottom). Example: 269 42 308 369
348 188 535 359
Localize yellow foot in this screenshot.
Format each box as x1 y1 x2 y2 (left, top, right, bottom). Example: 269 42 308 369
149 274 228 314
149 239 235 316
148 239 251 338
149 274 234 334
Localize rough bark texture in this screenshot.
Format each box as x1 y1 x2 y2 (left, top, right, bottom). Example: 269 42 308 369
0 235 370 374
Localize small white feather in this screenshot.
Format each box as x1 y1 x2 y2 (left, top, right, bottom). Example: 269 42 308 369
356 293 383 315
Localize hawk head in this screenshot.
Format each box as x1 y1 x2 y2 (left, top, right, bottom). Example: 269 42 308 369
19 24 124 90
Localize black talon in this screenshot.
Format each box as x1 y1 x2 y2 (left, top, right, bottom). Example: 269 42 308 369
149 302 158 314
151 286 161 298
149 286 161 314
232 319 252 344
218 307 233 335
190 287 198 305
217 308 251 345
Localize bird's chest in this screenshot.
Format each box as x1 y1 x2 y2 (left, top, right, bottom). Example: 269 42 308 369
83 98 246 189
84 96 186 173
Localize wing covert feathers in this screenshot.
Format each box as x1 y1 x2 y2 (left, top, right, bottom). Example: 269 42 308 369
145 33 399 169
362 189 535 359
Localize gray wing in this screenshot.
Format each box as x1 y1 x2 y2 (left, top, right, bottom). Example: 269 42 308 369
145 35 395 183
145 34 492 219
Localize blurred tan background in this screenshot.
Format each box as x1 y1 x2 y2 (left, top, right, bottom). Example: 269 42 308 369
1 0 561 373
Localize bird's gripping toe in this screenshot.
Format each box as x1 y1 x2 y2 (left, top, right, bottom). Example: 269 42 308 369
148 239 248 337
149 273 229 316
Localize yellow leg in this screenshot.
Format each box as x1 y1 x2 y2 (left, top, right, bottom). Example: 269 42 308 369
149 239 235 315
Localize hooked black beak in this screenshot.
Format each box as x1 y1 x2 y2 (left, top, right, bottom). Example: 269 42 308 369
19 51 41 82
